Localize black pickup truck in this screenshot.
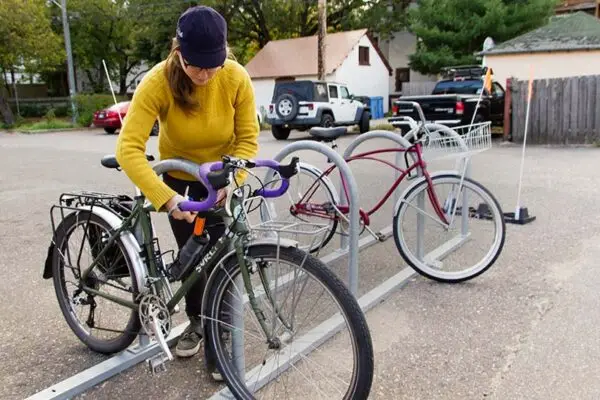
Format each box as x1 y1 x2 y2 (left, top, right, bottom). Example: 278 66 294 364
388 65 505 133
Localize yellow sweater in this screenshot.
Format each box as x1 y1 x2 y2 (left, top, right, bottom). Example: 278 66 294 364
115 58 259 212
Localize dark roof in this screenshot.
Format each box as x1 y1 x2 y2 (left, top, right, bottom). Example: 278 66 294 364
480 12 600 56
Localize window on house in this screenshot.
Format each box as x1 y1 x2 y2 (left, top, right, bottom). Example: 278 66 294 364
395 68 410 92
358 46 370 65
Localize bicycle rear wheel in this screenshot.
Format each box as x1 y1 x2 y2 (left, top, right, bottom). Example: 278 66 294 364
205 245 374 399
393 173 506 283
51 210 141 353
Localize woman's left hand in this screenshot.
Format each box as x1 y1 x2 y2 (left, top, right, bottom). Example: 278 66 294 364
216 187 229 205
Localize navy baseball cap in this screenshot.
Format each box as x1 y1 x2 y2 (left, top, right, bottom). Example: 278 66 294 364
176 6 227 69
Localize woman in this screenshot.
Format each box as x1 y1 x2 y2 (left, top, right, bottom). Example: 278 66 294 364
115 5 259 380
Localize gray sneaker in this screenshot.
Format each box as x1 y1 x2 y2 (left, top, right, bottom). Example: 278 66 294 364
175 318 203 358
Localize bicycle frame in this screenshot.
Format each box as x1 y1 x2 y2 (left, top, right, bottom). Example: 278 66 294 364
293 142 450 227
63 189 285 342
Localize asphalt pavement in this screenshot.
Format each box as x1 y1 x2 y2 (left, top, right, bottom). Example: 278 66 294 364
1 126 600 399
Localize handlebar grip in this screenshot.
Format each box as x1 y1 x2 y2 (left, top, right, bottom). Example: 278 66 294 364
252 158 296 198
175 157 299 212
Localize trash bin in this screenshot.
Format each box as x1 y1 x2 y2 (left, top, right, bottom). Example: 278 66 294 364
369 96 384 119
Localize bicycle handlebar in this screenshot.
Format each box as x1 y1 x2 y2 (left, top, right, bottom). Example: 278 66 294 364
176 156 298 213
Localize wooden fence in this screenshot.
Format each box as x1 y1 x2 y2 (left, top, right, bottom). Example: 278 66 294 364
401 81 437 97
510 74 600 144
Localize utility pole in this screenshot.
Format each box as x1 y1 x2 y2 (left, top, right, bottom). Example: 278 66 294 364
58 0 78 124
317 0 327 81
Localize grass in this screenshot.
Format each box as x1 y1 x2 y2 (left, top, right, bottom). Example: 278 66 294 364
1 117 80 132
20 119 76 131
371 123 396 131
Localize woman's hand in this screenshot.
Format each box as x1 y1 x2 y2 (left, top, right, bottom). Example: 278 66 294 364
216 187 229 205
165 194 197 223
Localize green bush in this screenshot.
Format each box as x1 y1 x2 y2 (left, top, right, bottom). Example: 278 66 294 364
20 119 74 132
53 105 70 117
18 103 49 118
77 111 94 127
45 108 56 122
74 93 128 127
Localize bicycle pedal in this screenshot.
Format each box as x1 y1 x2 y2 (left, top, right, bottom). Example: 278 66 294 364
147 352 170 374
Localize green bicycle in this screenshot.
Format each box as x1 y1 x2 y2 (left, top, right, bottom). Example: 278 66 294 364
43 154 374 399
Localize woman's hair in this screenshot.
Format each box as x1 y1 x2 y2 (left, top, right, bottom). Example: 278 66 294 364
165 37 236 114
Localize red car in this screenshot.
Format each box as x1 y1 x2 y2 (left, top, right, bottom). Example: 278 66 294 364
93 101 158 135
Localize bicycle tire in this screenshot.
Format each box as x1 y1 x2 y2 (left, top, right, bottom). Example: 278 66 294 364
51 210 142 354
393 174 506 283
205 244 374 399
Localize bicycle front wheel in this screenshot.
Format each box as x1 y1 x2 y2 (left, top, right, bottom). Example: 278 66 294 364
205 245 374 399
393 174 506 283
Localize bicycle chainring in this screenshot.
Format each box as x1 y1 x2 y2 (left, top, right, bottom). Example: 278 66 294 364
339 216 366 236
138 294 171 338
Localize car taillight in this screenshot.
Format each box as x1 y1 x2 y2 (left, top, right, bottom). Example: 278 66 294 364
456 101 464 115
392 104 399 115
306 103 314 110
269 105 274 113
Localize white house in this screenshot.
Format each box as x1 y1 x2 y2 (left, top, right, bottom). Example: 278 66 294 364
244 28 393 114
480 11 600 87
372 30 437 98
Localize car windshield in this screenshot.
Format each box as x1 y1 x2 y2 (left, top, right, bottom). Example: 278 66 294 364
432 79 483 95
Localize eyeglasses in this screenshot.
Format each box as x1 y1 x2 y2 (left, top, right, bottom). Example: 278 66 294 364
177 51 222 74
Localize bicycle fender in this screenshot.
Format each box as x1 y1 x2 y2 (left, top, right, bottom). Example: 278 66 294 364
43 206 149 293
200 238 300 319
392 169 460 216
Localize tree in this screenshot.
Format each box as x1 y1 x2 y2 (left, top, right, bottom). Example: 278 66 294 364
0 0 64 125
64 0 144 94
407 0 559 75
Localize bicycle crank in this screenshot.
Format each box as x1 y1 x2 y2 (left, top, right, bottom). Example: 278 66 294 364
139 294 173 372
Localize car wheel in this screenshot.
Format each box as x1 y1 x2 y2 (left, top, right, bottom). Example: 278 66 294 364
275 94 299 122
104 127 117 134
272 125 291 140
320 113 334 128
359 111 370 133
150 121 159 136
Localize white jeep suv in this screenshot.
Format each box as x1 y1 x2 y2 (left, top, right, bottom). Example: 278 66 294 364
266 80 371 140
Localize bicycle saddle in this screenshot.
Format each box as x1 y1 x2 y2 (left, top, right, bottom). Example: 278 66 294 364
101 154 155 169
309 127 347 142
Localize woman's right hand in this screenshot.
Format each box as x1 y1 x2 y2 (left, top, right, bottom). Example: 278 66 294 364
165 194 197 223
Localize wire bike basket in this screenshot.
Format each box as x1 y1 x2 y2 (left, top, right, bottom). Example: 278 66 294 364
242 194 332 255
422 121 492 161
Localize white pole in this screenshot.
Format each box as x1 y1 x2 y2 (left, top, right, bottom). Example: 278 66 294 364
102 59 124 126
514 66 534 220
